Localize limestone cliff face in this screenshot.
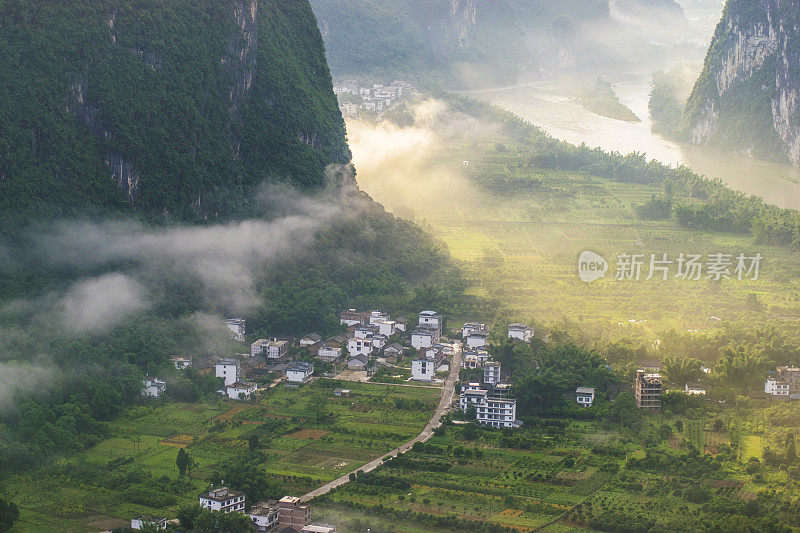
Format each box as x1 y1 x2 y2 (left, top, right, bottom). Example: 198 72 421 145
0 0 349 228
684 0 800 164
429 0 478 55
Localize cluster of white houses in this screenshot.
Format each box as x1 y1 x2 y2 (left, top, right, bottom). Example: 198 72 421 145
454 322 534 428
333 79 414 118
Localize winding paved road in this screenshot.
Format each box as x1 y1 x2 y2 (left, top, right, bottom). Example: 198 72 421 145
300 342 462 502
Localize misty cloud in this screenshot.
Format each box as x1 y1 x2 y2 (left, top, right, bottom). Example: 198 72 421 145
24 179 360 328
61 273 148 333
0 363 52 411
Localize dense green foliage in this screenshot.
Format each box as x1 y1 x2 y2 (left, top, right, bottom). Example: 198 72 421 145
0 0 349 232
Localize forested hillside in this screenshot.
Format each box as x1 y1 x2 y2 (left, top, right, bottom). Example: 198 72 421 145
0 0 481 476
0 0 350 231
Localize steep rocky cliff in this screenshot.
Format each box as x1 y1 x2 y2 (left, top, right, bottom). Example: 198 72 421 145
683 0 800 164
0 0 350 230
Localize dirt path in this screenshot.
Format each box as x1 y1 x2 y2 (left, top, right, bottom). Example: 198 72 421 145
300 342 462 502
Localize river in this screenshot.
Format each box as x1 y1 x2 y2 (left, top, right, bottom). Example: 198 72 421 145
466 71 800 210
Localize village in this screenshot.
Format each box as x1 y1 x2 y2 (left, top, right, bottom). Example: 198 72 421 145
131 305 800 532
332 79 415 119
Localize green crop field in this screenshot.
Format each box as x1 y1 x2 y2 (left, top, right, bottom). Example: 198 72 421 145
3 382 440 532
316 399 800 532
353 120 800 345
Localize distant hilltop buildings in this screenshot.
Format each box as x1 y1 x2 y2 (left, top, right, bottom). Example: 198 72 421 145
333 79 415 118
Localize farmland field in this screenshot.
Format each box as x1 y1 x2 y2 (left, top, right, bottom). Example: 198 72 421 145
3 382 440 532
351 116 800 344
316 403 800 532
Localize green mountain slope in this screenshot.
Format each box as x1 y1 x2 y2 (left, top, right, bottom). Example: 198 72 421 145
0 0 350 231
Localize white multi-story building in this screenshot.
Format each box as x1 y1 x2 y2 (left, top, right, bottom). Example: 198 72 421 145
411 327 440 350
199 487 245 513
142 377 166 398
286 361 314 383
462 322 486 338
226 318 246 341
459 383 519 428
227 381 256 400
216 359 240 386
466 330 488 349
317 344 342 362
765 379 791 396
576 387 595 407
354 325 377 339
372 334 388 350
484 362 501 384
508 323 533 342
375 320 396 337
348 337 374 358
266 340 288 359
248 501 279 532
412 358 435 381
418 311 442 333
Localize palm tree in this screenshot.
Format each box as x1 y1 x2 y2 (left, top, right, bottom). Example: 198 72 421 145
661 355 704 386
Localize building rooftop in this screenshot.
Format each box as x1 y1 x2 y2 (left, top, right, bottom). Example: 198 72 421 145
216 358 239 366
419 310 439 316
248 500 279 517
202 487 244 502
508 323 530 329
288 361 314 372
576 387 596 394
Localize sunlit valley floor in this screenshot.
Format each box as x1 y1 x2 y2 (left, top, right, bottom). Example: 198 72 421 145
350 103 800 346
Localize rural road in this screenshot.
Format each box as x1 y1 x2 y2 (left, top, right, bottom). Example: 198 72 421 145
300 341 463 502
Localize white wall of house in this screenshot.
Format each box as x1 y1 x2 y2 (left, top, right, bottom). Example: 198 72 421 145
466 333 488 349
576 394 594 407
317 346 342 361
484 364 501 384
286 369 311 383
411 332 433 350
412 359 435 381
216 363 239 386
348 338 374 357
418 312 441 332
376 320 395 337
199 494 245 513
765 379 790 396
226 384 255 400
508 325 532 342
